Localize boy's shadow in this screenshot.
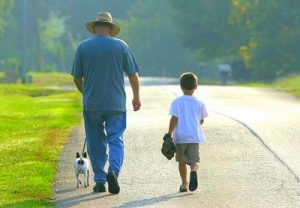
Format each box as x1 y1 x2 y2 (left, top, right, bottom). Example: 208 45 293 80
112 192 193 208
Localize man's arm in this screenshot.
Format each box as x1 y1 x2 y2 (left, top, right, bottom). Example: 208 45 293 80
168 116 178 135
73 76 83 93
200 119 204 125
128 73 141 111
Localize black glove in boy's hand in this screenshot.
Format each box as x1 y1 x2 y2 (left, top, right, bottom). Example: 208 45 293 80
161 133 176 160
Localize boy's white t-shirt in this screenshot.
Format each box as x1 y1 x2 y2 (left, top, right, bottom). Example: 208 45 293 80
169 95 208 144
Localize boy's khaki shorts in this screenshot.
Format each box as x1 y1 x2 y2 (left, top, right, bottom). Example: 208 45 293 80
175 143 200 165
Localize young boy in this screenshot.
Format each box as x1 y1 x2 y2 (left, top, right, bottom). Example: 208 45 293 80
167 72 208 192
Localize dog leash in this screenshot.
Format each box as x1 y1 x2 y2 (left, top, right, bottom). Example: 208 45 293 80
82 137 87 155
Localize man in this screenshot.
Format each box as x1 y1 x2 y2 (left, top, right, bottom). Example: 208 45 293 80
71 12 141 194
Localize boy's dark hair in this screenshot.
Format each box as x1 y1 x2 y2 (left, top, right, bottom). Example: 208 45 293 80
180 72 198 90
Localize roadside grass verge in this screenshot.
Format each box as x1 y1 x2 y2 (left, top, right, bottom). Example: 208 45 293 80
29 71 73 86
242 74 300 98
272 75 300 97
0 84 81 207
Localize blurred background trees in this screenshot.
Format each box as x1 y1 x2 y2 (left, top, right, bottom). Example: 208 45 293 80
0 0 300 82
171 0 300 81
118 0 195 77
231 0 300 81
0 0 13 35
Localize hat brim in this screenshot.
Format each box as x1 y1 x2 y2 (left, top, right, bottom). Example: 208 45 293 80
86 21 120 36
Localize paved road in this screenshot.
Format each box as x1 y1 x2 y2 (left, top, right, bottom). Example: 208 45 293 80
54 86 300 208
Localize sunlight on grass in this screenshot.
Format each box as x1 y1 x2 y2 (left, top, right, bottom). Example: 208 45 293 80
29 71 74 86
242 74 300 98
272 75 300 97
0 83 81 207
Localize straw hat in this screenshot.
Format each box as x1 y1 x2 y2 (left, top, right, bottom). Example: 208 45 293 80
86 12 120 36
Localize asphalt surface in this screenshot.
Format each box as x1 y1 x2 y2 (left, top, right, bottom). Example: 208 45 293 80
54 86 300 208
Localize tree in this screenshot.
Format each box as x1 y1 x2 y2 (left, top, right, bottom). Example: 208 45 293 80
0 0 13 36
231 0 300 80
118 0 196 77
0 0 135 72
169 0 246 61
39 12 66 70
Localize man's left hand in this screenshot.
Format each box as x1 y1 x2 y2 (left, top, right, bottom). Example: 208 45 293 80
132 98 141 111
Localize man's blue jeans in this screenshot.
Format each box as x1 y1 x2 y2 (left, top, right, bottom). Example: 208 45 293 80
83 111 126 183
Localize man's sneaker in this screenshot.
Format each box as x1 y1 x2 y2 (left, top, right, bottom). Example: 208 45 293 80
189 171 198 191
106 171 120 194
93 182 106 193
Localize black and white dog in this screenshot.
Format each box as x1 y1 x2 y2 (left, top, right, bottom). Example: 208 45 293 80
74 152 90 188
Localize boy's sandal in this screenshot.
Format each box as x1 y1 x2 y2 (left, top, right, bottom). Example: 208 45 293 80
179 185 188 192
189 171 198 191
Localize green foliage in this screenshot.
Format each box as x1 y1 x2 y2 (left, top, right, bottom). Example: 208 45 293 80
118 0 196 77
0 0 135 72
169 0 245 61
0 84 81 207
0 57 20 83
2 0 300 81
170 0 300 81
231 0 300 80
0 0 13 36
39 12 66 70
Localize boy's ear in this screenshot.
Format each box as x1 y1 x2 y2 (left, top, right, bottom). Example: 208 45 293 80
76 152 80 158
83 152 87 158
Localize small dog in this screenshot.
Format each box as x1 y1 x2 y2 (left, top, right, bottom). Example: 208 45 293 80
74 152 90 188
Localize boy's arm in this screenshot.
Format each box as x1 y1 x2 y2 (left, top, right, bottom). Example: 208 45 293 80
168 116 178 135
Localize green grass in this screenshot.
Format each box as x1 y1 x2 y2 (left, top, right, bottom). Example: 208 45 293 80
29 71 73 86
243 74 300 98
241 82 268 88
0 83 81 207
272 75 300 97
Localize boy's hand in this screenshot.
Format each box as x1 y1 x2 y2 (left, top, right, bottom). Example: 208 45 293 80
161 133 176 160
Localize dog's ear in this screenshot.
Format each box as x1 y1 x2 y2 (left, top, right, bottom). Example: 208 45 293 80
76 152 80 158
83 152 87 158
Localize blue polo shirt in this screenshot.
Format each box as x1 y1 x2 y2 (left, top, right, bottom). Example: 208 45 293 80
71 35 139 112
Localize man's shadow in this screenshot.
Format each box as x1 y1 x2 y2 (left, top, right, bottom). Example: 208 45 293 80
112 192 193 208
55 191 113 208
55 188 193 208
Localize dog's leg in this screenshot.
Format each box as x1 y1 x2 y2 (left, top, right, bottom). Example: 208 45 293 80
84 170 87 188
84 171 87 188
76 171 81 188
87 170 90 187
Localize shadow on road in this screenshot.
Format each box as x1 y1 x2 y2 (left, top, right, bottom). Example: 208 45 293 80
55 191 113 208
112 192 193 208
56 187 78 195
